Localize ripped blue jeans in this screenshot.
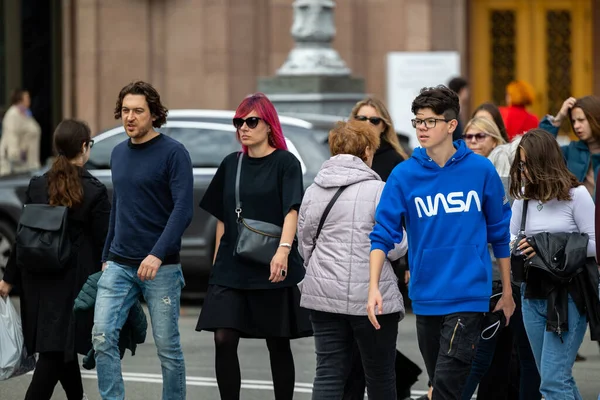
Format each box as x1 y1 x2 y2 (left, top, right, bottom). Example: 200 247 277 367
92 261 186 400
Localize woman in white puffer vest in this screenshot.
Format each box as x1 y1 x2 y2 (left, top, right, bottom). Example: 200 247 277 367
297 120 407 400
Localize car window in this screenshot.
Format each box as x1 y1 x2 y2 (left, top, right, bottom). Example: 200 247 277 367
283 126 330 172
166 127 239 168
87 131 128 168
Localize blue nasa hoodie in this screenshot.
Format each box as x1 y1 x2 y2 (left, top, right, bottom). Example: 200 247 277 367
370 140 511 315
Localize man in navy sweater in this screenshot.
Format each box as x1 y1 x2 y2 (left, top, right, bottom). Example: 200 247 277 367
92 81 193 400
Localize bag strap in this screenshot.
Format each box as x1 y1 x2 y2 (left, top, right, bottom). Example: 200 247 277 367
519 199 529 234
235 152 243 220
314 185 348 244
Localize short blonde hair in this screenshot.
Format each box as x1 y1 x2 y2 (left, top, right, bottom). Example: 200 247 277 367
329 120 380 161
464 117 506 146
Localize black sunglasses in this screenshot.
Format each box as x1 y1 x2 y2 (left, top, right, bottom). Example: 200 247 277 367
354 115 383 126
88 139 94 148
233 117 262 129
462 133 488 142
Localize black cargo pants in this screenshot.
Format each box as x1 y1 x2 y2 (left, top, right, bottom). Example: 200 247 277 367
416 312 483 400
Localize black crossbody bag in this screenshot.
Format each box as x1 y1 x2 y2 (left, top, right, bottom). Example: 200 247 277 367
233 151 349 265
233 153 284 265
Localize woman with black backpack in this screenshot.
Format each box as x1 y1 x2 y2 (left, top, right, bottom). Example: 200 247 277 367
0 119 111 400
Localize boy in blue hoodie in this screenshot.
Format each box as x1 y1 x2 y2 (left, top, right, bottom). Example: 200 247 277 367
367 86 515 400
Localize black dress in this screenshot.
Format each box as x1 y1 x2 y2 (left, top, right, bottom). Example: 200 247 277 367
196 149 312 338
3 169 111 361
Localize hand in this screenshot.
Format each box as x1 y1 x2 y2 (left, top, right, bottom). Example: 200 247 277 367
0 280 13 297
493 291 516 326
404 270 410 285
137 255 162 281
554 97 577 126
517 237 536 259
269 248 289 283
101 262 108 271
367 287 383 329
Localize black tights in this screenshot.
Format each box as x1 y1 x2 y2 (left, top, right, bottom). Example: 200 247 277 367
25 351 83 400
214 328 295 400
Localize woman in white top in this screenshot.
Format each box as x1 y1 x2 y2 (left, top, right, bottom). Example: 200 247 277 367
462 118 541 399
510 129 596 400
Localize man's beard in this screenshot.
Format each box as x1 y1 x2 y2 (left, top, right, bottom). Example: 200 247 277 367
127 125 150 139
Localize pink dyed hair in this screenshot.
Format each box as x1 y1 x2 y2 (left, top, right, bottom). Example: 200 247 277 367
234 93 287 152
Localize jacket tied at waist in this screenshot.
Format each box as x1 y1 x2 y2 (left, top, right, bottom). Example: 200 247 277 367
525 232 600 341
73 271 148 369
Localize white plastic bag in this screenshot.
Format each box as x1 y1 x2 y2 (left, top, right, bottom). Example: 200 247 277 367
0 296 35 380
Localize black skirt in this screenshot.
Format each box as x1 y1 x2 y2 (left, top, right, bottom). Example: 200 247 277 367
196 284 313 339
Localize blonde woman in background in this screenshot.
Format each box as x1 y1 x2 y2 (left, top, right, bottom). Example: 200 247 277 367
462 117 506 158
349 98 408 181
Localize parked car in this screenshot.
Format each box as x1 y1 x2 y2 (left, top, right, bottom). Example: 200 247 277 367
281 112 413 156
0 120 330 298
168 109 412 156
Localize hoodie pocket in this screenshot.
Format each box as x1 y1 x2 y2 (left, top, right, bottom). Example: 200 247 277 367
411 245 489 303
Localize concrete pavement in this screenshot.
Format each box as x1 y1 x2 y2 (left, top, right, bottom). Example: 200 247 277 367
2 302 599 399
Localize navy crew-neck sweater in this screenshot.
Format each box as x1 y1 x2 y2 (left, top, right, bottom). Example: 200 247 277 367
102 133 194 266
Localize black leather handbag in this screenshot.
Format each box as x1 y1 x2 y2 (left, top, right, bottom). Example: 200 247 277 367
233 153 284 266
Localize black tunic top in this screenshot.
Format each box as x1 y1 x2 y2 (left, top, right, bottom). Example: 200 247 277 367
200 150 305 290
3 169 110 360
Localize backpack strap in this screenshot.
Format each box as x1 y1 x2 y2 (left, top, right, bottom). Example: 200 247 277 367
313 185 348 245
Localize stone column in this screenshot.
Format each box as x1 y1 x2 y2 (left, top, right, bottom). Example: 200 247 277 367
258 0 364 116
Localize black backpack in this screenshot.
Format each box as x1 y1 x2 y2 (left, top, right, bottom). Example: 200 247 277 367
15 204 73 273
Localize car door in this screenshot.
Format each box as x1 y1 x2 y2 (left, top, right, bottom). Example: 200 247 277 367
158 122 242 293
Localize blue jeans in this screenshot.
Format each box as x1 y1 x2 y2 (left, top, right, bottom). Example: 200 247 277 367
522 294 586 400
310 310 399 400
92 261 186 400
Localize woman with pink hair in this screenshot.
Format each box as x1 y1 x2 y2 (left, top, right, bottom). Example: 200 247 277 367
196 93 311 400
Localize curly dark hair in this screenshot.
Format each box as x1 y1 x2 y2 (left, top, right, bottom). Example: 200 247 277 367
114 81 168 128
509 129 580 202
411 85 460 121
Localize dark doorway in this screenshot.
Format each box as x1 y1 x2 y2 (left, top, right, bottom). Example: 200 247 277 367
21 0 61 164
